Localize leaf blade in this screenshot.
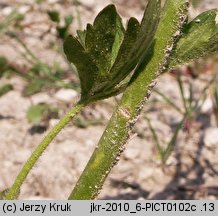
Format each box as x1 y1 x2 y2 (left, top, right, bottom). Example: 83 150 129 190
85 5 125 74
63 35 98 98
104 0 161 93
169 9 218 68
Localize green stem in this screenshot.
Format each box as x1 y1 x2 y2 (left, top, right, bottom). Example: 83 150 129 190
153 88 184 114
4 102 85 200
162 116 185 163
145 116 164 160
7 32 40 64
68 0 189 200
0 10 20 33
15 35 42 64
176 74 189 114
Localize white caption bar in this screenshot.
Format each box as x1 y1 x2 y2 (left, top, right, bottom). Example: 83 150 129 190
0 201 217 216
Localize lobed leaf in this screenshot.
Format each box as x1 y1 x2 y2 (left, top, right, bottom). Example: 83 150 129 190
169 9 218 68
85 5 124 74
0 84 13 97
97 17 140 95
64 1 160 102
105 0 161 94
64 36 98 96
84 5 125 95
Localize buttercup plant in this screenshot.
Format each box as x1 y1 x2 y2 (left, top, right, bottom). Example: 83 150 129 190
3 0 218 200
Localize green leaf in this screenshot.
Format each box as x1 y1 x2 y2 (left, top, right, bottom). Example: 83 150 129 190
64 35 99 96
132 0 161 65
27 104 48 124
64 15 73 26
0 56 9 78
57 26 69 39
169 9 218 68
23 80 46 96
85 5 124 74
27 103 58 124
101 18 140 93
47 10 60 23
76 30 86 48
0 84 13 97
64 4 125 101
64 2 160 102
104 0 161 93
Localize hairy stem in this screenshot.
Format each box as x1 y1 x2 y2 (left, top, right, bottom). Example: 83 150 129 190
68 0 189 200
4 102 85 200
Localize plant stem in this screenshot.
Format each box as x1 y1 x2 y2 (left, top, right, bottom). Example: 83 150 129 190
153 88 184 114
162 116 185 163
176 74 189 114
0 10 21 33
145 116 164 160
68 0 189 200
4 102 85 200
7 32 42 65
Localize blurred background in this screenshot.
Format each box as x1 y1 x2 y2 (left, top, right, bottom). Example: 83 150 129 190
0 0 218 199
